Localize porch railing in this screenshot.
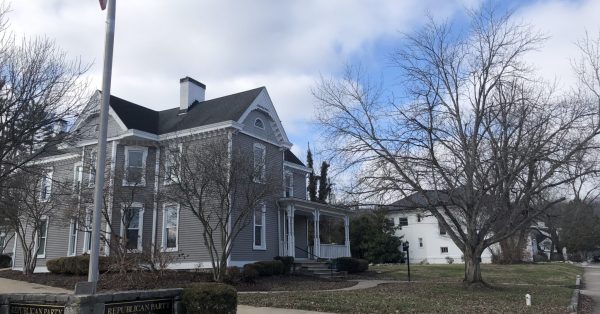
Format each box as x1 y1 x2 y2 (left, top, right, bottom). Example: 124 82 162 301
319 244 349 258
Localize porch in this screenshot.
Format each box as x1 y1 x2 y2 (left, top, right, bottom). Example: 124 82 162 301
278 198 351 260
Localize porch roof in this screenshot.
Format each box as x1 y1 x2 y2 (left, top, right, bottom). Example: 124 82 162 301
278 198 350 216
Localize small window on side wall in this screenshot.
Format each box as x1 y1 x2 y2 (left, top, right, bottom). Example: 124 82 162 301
441 247 449 254
254 118 264 129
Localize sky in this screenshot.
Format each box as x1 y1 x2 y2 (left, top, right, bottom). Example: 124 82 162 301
5 0 600 164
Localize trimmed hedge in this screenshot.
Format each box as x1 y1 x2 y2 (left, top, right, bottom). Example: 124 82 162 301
0 254 11 268
334 257 369 273
242 264 259 283
182 283 237 314
252 260 284 276
274 256 294 274
46 255 111 275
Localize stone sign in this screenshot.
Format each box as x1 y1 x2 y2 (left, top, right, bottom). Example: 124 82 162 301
9 303 65 314
104 298 173 314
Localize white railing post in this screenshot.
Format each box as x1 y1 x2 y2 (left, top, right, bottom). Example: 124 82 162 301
344 215 350 257
313 209 320 260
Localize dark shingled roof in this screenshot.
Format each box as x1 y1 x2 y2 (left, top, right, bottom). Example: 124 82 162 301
284 150 305 167
109 87 265 135
388 191 452 210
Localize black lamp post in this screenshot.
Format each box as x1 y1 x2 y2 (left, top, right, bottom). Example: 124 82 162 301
403 241 411 282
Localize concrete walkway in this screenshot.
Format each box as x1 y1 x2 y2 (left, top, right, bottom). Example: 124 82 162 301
239 279 400 294
0 276 71 294
238 305 332 314
582 264 600 314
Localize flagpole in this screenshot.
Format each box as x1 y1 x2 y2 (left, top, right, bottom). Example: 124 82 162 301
88 0 116 287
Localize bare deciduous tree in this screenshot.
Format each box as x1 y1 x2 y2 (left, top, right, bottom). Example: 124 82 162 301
0 167 70 275
0 4 88 189
314 7 600 284
161 138 277 282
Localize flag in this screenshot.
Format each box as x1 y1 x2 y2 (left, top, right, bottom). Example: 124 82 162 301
99 0 107 10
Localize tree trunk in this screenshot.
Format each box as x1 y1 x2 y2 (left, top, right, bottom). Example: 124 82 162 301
464 250 483 284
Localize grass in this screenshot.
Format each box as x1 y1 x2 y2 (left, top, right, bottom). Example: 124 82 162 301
238 263 583 313
370 263 582 286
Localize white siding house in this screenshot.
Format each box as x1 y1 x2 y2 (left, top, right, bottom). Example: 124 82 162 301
387 210 494 264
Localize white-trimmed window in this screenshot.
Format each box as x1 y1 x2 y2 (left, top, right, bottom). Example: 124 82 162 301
439 222 447 235
39 168 53 201
164 144 182 185
83 208 92 253
120 203 144 251
36 217 49 258
88 150 97 187
284 172 293 197
253 143 266 183
441 247 449 254
254 118 264 129
67 220 78 256
162 203 179 251
0 233 6 250
253 204 266 250
73 162 83 192
123 146 148 186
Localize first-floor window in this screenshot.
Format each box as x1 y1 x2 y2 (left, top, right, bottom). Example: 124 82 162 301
418 237 424 248
83 209 92 253
441 247 449 254
253 204 266 250
398 217 408 229
68 221 78 256
162 204 179 251
37 218 49 258
122 205 143 251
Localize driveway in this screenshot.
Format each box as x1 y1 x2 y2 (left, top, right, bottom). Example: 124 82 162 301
583 264 600 314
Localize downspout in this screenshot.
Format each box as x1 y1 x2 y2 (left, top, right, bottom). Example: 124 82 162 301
151 145 161 261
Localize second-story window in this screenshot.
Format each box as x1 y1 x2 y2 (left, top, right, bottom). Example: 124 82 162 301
88 150 97 187
285 172 293 197
253 143 266 183
439 222 447 235
124 146 148 186
73 163 83 192
39 168 53 201
164 144 182 185
398 217 408 229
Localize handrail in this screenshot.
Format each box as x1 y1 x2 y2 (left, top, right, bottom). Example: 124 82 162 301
294 245 320 260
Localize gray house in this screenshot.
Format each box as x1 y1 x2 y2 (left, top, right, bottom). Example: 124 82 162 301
8 77 351 272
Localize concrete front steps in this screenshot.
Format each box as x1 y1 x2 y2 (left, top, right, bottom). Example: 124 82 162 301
294 260 346 280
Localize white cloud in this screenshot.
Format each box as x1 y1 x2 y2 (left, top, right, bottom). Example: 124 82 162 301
516 0 600 91
6 0 480 158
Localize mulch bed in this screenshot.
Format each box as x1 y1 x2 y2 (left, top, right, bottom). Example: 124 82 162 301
579 294 594 314
0 270 356 292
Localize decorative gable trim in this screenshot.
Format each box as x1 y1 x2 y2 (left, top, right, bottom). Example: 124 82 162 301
237 89 292 148
71 91 128 133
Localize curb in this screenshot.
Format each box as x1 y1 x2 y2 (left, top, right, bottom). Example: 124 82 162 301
567 275 581 314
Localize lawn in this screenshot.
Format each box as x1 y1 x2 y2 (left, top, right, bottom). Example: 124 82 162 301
369 263 582 286
239 263 582 313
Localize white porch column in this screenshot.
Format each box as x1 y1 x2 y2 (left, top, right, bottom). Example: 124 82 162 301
344 215 351 257
287 205 295 258
313 209 320 259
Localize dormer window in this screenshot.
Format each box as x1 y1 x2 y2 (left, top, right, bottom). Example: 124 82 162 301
254 118 264 129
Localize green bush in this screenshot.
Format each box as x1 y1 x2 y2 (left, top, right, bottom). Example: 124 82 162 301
274 256 294 274
224 266 241 284
182 283 237 314
253 260 284 276
0 254 12 268
334 257 369 273
46 255 111 275
242 264 259 283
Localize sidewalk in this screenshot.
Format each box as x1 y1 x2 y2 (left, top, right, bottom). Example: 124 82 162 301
0 276 330 313
582 264 600 314
0 276 71 294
